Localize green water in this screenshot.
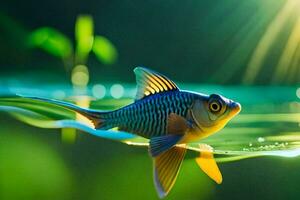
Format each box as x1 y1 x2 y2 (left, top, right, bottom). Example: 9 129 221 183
1 0 300 199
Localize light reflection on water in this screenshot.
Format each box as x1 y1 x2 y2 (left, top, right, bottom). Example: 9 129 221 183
0 84 299 162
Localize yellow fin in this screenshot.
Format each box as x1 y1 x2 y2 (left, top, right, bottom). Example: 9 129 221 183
153 146 186 198
195 144 222 184
134 67 179 100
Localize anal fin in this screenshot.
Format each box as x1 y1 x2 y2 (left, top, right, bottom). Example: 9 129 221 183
195 144 222 184
153 146 186 198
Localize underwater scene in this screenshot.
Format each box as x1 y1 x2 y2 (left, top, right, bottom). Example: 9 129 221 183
0 0 300 200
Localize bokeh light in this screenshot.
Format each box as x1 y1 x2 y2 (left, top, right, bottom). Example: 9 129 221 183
71 65 89 87
92 84 106 99
296 88 300 99
52 90 66 99
110 84 124 99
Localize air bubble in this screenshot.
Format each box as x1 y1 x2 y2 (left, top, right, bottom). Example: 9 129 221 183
257 137 265 143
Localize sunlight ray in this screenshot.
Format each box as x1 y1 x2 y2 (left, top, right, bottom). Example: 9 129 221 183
272 16 300 83
285 43 300 83
243 0 298 84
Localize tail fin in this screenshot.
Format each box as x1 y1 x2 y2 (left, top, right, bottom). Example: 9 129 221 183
26 96 111 129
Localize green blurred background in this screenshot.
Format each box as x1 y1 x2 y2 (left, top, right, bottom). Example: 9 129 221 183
0 0 300 199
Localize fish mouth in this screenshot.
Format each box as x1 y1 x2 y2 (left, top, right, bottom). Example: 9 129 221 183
229 102 241 117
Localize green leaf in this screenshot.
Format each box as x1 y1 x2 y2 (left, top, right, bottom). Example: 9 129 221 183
92 35 118 65
27 27 73 59
75 15 94 63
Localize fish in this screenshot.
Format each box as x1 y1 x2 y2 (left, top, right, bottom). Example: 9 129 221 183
28 67 241 198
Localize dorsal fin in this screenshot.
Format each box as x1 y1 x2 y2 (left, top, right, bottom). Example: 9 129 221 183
134 67 179 100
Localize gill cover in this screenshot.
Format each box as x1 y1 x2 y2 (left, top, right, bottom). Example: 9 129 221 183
190 98 212 128
190 94 240 135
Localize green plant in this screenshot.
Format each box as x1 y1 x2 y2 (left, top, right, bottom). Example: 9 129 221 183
27 15 118 87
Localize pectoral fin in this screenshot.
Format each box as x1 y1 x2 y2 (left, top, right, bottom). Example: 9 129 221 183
153 146 186 198
149 113 189 157
195 144 222 184
167 113 190 134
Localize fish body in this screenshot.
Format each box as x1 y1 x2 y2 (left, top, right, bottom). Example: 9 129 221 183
94 89 239 144
30 67 241 198
101 91 195 138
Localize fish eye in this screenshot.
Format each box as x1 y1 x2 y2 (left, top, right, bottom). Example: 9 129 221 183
209 101 221 113
208 94 226 115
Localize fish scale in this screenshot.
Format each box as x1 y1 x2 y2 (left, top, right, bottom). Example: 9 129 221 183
111 91 195 138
